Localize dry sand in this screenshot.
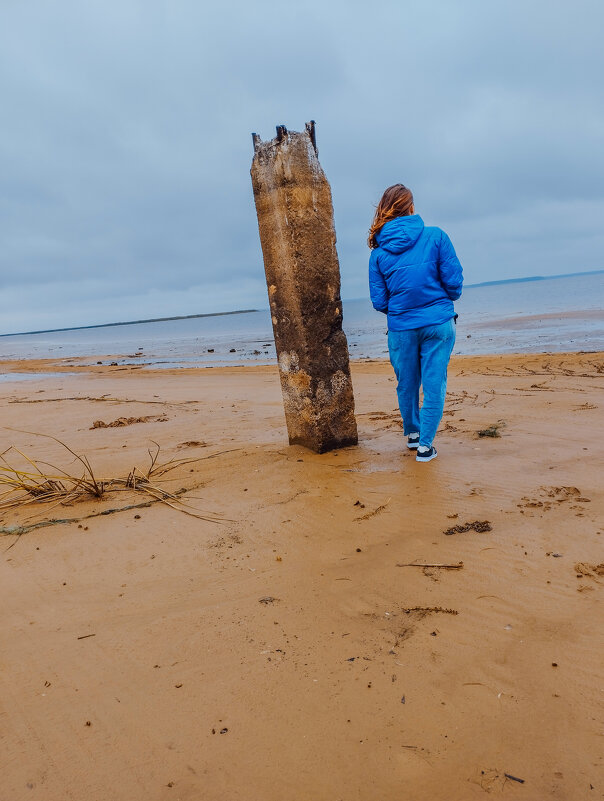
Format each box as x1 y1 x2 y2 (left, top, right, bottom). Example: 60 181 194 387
1 352 603 800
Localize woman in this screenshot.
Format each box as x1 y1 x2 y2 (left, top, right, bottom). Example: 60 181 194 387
368 184 463 462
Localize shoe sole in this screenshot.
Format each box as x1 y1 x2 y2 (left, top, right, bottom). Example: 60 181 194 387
416 450 438 462
407 442 419 450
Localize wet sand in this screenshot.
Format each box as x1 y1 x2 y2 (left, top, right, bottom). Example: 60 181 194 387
1 352 603 800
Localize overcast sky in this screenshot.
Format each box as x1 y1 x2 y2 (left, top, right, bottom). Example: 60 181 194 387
1 0 603 334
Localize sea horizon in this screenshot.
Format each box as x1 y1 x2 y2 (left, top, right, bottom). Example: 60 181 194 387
2 268 603 339
1 270 603 367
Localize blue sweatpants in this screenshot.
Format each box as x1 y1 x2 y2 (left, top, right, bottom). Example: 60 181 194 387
387 318 456 448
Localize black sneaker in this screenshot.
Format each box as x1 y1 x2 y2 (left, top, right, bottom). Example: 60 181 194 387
406 433 420 450
416 446 438 462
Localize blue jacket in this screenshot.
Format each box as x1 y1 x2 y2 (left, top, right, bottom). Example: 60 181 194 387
369 215 463 330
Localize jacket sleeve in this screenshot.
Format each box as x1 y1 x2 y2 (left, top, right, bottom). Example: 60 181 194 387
369 249 389 314
437 231 463 300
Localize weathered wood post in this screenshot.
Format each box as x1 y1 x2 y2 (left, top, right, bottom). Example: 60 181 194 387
250 121 358 453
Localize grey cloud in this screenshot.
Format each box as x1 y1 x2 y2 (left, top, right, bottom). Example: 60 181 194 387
1 0 602 333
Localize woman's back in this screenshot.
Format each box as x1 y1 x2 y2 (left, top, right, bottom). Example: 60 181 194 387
369 214 463 330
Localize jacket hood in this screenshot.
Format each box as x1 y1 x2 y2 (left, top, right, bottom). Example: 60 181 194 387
376 214 425 254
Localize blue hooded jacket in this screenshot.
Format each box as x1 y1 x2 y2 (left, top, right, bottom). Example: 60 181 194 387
369 215 463 330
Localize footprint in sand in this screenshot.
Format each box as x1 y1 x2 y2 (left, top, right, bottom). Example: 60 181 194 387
518 486 591 514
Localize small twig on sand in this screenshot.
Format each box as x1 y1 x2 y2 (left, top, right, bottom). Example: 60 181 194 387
504 774 525 784
355 498 391 521
8 396 171 405
397 561 464 569
0 480 230 546
1 495 182 551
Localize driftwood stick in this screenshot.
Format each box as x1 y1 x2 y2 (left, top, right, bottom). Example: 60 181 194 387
396 561 464 569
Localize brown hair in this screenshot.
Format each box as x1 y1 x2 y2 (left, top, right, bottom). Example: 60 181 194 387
368 184 414 248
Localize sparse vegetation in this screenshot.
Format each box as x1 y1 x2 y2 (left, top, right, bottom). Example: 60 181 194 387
476 420 506 438
0 432 229 540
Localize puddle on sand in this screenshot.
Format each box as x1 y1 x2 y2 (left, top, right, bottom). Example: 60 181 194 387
0 372 78 383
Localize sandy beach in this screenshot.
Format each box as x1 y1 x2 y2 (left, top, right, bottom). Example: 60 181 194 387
1 351 602 800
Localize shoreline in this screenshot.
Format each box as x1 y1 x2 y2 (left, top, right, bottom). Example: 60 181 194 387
2 307 603 370
0 350 604 383
1 348 603 377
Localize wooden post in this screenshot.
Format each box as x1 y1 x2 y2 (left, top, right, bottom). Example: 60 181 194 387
250 121 358 453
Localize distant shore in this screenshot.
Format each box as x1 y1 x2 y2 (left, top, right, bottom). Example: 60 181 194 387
0 308 259 339
462 267 604 289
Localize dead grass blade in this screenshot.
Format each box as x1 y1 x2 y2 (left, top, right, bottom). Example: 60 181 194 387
0 431 233 533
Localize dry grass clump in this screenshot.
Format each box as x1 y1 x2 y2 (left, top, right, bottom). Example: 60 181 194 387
1 437 104 507
0 432 222 523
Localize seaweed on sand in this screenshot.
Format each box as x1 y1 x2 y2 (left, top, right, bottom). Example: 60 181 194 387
476 421 506 438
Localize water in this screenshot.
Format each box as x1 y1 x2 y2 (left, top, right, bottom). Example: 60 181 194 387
0 372 79 383
1 272 602 368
